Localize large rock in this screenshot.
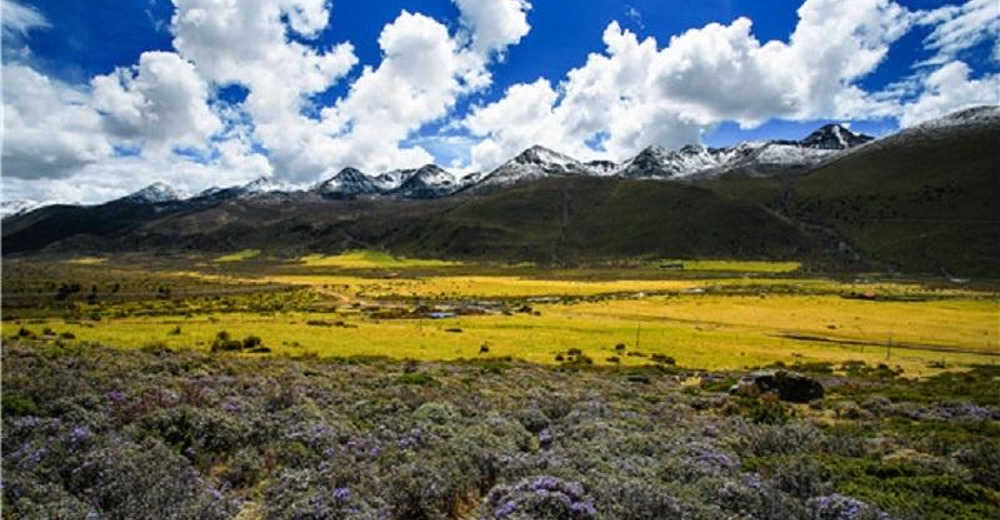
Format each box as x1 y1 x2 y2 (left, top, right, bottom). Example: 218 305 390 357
730 370 824 403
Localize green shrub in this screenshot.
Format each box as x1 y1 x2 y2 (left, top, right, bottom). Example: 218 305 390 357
747 398 791 425
223 448 264 489
210 331 243 352
141 341 173 355
2 392 41 416
651 353 676 365
305 320 333 327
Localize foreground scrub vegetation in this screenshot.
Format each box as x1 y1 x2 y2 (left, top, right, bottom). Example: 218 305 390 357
2 341 999 519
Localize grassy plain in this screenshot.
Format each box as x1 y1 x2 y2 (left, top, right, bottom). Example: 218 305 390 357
638 259 802 273
214 249 261 263
3 251 997 377
298 249 462 269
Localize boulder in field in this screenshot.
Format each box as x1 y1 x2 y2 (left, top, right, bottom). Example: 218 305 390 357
730 370 824 403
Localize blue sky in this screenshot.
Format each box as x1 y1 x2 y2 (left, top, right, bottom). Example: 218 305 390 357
2 0 998 203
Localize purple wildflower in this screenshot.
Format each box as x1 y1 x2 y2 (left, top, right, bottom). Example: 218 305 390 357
106 390 126 404
332 487 351 501
539 429 553 448
494 500 517 518
66 426 92 448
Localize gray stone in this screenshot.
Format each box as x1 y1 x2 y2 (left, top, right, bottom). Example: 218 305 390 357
730 370 824 403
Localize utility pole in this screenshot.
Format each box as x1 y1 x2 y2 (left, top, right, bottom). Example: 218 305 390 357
635 323 641 350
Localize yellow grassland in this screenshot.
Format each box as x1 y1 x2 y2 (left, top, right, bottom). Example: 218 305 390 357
30 271 998 376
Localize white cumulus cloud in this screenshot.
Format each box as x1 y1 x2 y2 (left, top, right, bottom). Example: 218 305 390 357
313 10 494 174
899 61 1000 126
453 0 532 57
167 0 530 181
2 64 112 179
464 0 917 171
169 0 357 180
91 51 223 152
2 56 269 201
3 0 537 200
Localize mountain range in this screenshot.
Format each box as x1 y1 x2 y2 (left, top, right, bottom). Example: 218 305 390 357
2 122 875 213
3 106 998 275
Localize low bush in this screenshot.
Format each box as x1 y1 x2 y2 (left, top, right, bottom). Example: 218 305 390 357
747 398 792 425
210 331 243 352
650 353 676 365
395 372 440 387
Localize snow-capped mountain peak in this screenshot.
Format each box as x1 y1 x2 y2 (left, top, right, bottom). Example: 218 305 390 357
614 123 876 180
515 145 578 167
190 176 287 202
311 164 462 199
409 164 453 184
617 146 675 178
915 105 1000 129
799 124 873 150
458 170 486 185
16 112 978 212
584 159 619 176
123 182 186 204
314 167 381 198
1 199 48 219
392 164 459 199
371 169 413 192
240 177 280 194
479 145 590 188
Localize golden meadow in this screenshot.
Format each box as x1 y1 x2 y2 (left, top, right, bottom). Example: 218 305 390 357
4 250 997 377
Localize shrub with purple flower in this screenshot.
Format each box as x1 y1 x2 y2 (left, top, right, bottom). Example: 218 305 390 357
481 476 597 520
808 493 893 520
3 341 997 520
